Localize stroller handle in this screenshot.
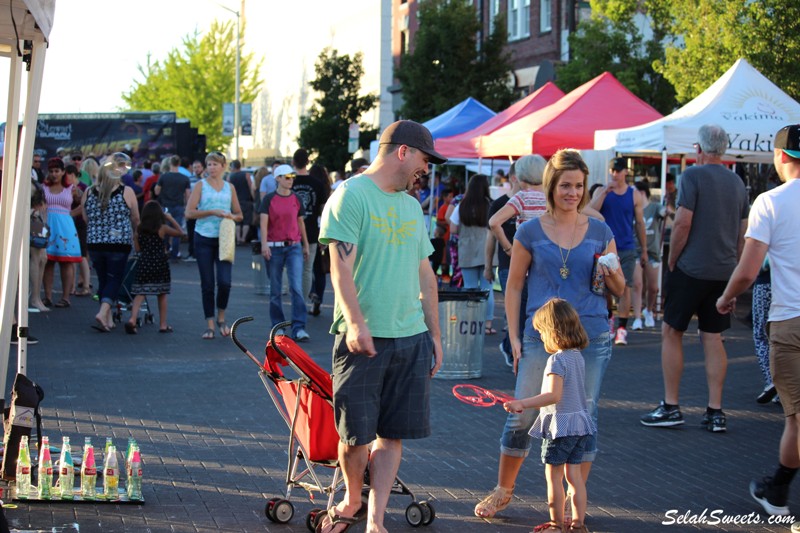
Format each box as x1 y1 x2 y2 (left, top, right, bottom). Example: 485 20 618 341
230 317 265 369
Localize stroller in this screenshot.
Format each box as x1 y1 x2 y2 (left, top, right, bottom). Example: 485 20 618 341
112 253 154 326
231 317 436 531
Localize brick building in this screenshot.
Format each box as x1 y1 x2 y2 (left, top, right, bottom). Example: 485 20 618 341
386 0 591 119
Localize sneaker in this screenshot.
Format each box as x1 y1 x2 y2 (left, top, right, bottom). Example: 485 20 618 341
182 254 196 262
614 327 628 345
641 401 684 427
757 385 778 404
700 410 727 432
295 329 310 342
274 328 285 337
631 318 643 331
643 308 656 328
499 342 513 368
750 477 790 515
10 327 38 345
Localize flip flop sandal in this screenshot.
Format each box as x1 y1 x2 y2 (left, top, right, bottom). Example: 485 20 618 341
202 329 215 340
54 299 71 308
91 324 111 333
217 321 230 337
159 326 174 333
42 298 53 307
124 322 138 335
315 503 367 533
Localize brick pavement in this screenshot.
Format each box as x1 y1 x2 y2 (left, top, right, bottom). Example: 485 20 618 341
3 246 796 532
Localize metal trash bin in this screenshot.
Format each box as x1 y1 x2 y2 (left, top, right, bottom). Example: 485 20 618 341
434 288 488 379
251 241 268 295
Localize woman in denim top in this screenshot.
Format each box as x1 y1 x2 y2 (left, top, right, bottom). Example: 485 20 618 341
475 149 625 523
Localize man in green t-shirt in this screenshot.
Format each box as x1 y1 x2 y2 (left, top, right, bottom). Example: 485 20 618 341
317 120 446 533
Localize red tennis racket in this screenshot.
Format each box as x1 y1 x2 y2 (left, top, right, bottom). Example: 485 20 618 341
452 384 516 408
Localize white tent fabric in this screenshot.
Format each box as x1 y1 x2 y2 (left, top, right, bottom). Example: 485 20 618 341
594 59 800 163
1 0 55 407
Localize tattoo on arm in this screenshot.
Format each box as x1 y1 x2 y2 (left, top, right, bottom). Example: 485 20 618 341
335 241 354 261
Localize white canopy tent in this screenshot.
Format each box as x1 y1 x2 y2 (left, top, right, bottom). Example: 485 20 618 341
595 58 800 165
1 0 55 410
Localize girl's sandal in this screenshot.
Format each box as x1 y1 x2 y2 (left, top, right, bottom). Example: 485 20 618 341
202 329 215 340
533 521 564 532
474 485 513 518
217 321 230 337
568 524 589 533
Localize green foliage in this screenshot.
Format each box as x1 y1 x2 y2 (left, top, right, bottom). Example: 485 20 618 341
297 48 378 173
122 20 262 152
557 4 676 114
650 0 800 103
395 0 514 122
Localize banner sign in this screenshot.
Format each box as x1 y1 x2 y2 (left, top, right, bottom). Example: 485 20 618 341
222 103 235 137
240 103 252 136
34 112 177 162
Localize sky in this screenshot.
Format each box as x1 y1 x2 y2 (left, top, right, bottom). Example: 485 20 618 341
1 0 382 155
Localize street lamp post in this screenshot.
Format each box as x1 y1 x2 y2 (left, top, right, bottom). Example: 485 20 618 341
217 2 241 160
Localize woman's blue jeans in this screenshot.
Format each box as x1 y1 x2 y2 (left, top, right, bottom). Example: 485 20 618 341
268 243 306 334
194 234 232 320
89 250 129 305
500 334 612 462
460 266 495 323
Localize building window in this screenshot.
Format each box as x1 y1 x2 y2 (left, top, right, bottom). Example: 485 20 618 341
489 0 500 32
540 0 552 33
508 0 531 40
400 30 408 55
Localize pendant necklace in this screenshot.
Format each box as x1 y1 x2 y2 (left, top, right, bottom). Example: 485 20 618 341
558 217 579 279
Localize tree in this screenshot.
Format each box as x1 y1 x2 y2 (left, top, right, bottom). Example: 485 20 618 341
653 0 800 104
297 48 378 173
557 1 676 114
395 0 514 122
122 20 262 152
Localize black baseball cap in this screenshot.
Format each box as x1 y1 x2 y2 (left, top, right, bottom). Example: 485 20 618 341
610 157 628 171
775 125 800 159
379 120 447 165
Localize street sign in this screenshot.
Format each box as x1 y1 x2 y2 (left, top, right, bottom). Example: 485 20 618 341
222 103 234 136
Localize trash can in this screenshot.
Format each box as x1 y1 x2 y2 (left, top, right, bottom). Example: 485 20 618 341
434 288 489 379
251 241 268 295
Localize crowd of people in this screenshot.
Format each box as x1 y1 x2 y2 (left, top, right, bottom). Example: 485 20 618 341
11 117 800 533
18 145 358 344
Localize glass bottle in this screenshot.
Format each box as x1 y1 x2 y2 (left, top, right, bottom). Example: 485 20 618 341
59 436 74 500
103 446 119 500
16 436 32 499
126 446 142 501
80 444 97 499
37 436 53 499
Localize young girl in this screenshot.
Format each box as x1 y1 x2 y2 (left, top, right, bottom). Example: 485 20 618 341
125 201 184 334
504 298 596 533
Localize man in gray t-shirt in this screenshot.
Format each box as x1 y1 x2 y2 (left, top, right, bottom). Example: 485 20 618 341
641 124 749 434
155 155 190 259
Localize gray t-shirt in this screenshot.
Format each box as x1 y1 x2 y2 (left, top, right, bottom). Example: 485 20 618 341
157 171 190 207
676 164 749 280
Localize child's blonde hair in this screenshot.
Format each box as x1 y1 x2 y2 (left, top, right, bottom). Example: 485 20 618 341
533 298 589 353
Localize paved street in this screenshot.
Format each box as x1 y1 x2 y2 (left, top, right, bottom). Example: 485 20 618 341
3 245 796 532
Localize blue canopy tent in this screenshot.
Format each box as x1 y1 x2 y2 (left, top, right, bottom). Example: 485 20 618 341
422 97 496 139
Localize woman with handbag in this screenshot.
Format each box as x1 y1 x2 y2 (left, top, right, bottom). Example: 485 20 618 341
185 151 243 340
473 150 625 529
81 152 140 332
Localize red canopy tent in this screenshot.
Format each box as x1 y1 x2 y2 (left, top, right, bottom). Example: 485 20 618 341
476 72 663 158
435 82 565 159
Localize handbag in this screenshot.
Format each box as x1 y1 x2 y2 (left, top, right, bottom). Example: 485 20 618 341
218 218 236 263
29 213 49 249
590 253 605 296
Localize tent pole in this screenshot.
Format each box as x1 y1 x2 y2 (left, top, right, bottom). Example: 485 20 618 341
0 39 48 404
657 148 667 314
1 52 24 289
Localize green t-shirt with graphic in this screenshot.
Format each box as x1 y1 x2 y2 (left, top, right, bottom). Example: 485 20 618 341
319 175 434 338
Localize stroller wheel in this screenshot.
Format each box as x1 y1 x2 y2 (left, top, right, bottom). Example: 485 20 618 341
272 499 294 523
306 508 324 532
264 497 281 521
136 317 142 327
419 501 435 525
112 311 121 323
406 502 424 527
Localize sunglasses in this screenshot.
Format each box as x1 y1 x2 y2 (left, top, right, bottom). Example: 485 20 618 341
280 174 296 180
72 156 82 161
